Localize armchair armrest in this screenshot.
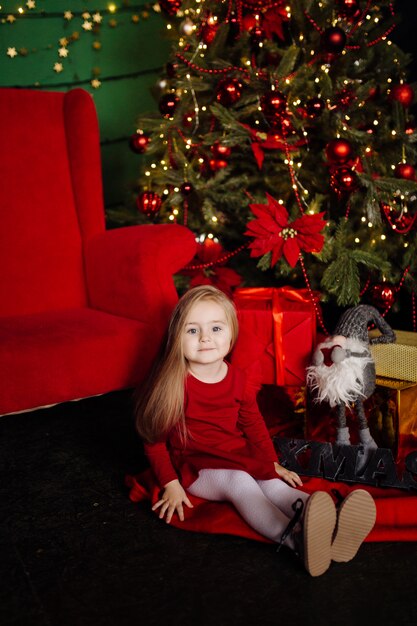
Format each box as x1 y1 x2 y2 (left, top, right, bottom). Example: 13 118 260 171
85 224 196 325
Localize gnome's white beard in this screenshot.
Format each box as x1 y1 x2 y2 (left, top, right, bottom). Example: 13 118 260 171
306 337 373 407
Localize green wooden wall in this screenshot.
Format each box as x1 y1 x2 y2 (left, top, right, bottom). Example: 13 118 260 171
0 1 170 214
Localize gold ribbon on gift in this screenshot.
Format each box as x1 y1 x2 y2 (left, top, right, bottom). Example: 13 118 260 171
234 287 317 386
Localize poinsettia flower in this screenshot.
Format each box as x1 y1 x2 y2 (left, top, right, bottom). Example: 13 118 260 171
182 238 242 296
245 193 326 267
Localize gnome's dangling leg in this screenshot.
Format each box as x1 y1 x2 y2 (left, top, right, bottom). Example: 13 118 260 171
355 398 377 472
336 403 351 445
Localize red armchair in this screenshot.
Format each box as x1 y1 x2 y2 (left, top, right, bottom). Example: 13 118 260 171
0 87 196 415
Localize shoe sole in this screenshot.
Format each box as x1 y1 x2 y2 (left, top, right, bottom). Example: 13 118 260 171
303 491 337 577
331 490 376 563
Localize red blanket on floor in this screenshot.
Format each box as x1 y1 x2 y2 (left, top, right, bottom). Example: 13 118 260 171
125 468 417 543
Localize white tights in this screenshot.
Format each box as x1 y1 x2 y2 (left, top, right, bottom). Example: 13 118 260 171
187 469 309 549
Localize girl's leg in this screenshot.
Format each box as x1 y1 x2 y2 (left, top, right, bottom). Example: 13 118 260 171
188 468 296 547
256 478 309 519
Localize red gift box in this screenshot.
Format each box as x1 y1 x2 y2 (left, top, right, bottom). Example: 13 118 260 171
231 287 317 386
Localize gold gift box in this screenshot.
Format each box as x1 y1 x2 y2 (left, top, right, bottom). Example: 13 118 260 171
366 376 417 460
369 330 417 382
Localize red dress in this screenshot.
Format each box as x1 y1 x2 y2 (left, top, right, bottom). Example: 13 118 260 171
144 363 278 488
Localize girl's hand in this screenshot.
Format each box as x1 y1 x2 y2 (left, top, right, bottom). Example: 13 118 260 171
274 462 303 488
152 479 194 523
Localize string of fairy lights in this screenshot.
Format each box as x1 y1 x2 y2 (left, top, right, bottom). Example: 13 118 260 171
1 2 163 89
129 1 416 325
142 1 414 246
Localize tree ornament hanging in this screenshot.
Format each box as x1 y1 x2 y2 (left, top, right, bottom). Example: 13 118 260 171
306 97 325 118
325 138 354 164
321 26 347 54
331 167 358 193
159 93 179 118
209 158 229 172
226 14 240 43
199 17 219 44
261 90 287 118
216 77 243 106
179 17 194 37
250 26 266 49
394 162 416 181
129 133 150 154
390 84 414 108
166 62 178 78
337 0 361 20
159 0 182 17
370 283 396 309
180 181 194 196
136 191 162 216
211 142 232 159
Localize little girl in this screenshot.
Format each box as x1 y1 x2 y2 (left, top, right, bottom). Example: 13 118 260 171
135 285 376 577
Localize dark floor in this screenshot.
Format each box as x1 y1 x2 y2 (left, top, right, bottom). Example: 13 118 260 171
1 390 417 626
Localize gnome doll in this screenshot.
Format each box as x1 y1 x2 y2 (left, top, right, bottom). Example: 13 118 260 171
307 305 396 469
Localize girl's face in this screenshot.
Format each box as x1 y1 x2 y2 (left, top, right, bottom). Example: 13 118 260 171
182 299 232 370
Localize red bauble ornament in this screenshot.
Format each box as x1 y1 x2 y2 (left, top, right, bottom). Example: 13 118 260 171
199 18 219 44
166 62 177 78
180 182 194 196
159 93 179 118
136 191 162 216
250 26 266 48
390 84 414 108
216 77 243 106
394 162 416 181
209 159 228 171
306 97 325 117
159 0 182 16
261 90 287 117
370 284 396 309
331 167 358 193
211 142 232 158
129 133 150 154
337 0 361 19
325 139 354 164
321 26 347 54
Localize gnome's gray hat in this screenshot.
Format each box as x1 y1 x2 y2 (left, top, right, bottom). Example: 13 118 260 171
333 304 396 345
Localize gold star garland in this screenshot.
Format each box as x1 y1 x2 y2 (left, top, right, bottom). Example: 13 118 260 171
1 3 157 89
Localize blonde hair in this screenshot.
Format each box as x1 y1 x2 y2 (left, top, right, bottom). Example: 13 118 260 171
135 285 239 444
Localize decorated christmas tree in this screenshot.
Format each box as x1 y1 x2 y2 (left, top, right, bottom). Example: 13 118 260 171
127 0 417 330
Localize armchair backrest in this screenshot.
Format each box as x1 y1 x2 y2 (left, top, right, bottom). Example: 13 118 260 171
0 88 105 316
